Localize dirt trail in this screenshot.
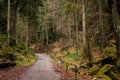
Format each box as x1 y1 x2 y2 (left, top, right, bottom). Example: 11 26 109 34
20 54 61 80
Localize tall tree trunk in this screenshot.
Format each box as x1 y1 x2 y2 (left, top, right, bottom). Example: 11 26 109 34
99 0 104 53
26 0 29 49
112 0 120 56
12 1 18 40
86 35 92 62
7 0 10 46
108 0 120 57
75 20 79 53
41 27 44 45
81 0 92 63
82 0 86 57
20 19 22 43
68 16 71 46
45 1 49 54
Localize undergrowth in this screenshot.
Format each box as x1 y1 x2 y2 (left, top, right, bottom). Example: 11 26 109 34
54 49 82 65
0 41 37 66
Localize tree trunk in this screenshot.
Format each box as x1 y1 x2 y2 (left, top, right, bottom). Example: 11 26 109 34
45 2 49 54
108 0 120 57
112 0 120 56
82 0 86 58
7 0 10 46
99 0 104 53
68 16 71 46
8 0 19 46
26 0 29 49
75 20 79 53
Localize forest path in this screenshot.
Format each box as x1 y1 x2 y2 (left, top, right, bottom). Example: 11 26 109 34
20 54 61 80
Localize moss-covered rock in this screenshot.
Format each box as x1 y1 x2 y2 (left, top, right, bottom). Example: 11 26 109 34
103 75 112 80
79 70 86 75
88 65 100 76
116 58 120 67
97 64 114 75
0 42 37 67
110 71 120 80
103 44 116 58
91 75 112 80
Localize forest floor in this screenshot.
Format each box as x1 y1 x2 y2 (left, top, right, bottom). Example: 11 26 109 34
0 66 28 80
0 54 66 80
0 42 95 80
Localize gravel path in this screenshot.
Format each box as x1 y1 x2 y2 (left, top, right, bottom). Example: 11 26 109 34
20 54 61 80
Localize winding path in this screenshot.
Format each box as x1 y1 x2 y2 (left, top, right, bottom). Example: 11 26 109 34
20 54 61 80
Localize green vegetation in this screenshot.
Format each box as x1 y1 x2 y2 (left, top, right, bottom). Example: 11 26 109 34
102 75 112 80
54 49 82 65
97 64 114 75
0 0 120 79
103 44 117 58
88 65 100 76
61 51 81 63
0 41 37 66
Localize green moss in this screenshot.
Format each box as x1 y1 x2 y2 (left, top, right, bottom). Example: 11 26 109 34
15 49 37 66
71 77 77 80
0 47 16 61
0 42 37 66
103 44 117 58
103 75 112 80
97 64 114 75
88 65 100 76
116 58 120 67
79 70 86 75
110 71 120 80
61 51 81 63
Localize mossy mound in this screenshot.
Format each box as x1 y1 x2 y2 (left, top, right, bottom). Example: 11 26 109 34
116 58 120 67
103 44 116 58
88 65 100 76
15 49 37 66
97 64 114 75
94 64 120 80
0 46 16 61
102 75 112 80
0 42 37 67
110 71 120 80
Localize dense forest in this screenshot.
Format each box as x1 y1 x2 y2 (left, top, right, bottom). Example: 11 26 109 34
0 0 120 80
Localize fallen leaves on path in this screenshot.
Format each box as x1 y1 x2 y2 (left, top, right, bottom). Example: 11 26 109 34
0 66 28 80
